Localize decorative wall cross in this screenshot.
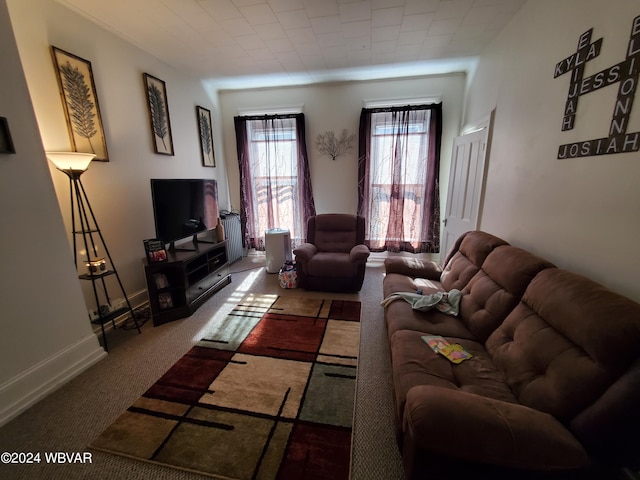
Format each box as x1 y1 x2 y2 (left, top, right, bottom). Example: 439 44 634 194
554 15 640 159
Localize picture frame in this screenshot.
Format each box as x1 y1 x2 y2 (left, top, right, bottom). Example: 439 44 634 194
0 117 15 154
196 106 215 167
143 238 168 263
51 46 109 161
143 73 174 156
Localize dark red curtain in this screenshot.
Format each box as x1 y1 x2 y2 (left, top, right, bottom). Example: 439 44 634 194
357 103 442 253
234 113 316 250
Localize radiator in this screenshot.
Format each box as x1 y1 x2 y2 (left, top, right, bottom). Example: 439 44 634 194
221 214 243 264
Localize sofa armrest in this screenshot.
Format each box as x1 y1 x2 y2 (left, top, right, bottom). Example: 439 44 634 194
349 244 370 263
384 257 442 280
293 243 317 262
403 386 589 471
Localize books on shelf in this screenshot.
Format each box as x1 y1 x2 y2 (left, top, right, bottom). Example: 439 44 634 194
421 335 473 364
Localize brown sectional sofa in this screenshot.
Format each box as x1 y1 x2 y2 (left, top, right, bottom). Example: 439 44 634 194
382 231 640 479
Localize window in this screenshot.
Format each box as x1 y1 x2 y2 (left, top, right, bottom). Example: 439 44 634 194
234 114 315 250
358 104 442 253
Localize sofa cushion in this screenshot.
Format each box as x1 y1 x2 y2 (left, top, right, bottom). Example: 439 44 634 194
383 272 443 299
440 231 508 291
384 256 442 279
486 268 640 423
457 245 555 342
383 273 475 340
306 252 356 277
389 329 518 430
312 214 358 253
385 301 474 341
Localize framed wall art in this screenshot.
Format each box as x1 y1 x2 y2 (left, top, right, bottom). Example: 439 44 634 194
196 106 215 167
143 73 174 156
0 117 16 154
51 46 109 161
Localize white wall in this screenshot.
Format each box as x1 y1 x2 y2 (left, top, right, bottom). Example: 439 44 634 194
217 75 466 227
1 0 233 425
0 0 105 426
7 0 230 307
464 0 640 302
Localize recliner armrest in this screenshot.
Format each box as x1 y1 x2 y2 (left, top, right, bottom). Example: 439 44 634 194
384 257 442 280
293 243 317 262
403 385 589 471
349 244 370 263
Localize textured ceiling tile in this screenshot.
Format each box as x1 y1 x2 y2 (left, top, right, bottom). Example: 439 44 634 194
253 22 288 40
275 8 311 28
239 4 279 24
404 0 440 15
232 0 267 7
339 1 372 23
398 29 427 46
373 25 400 43
268 0 305 12
317 32 346 48
303 0 340 18
310 15 342 34
433 0 473 21
372 0 404 8
342 20 372 38
199 0 243 20
372 7 404 27
287 27 317 44
55 0 526 83
400 13 433 32
428 18 463 36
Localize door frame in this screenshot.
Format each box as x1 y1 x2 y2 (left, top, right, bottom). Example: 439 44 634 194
440 109 495 261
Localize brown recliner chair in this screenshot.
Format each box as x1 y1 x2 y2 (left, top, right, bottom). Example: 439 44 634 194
293 214 370 292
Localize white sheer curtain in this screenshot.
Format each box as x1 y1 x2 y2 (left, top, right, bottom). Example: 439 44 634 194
234 114 316 250
358 104 442 253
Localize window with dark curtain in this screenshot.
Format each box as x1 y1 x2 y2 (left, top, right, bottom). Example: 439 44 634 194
357 103 442 253
234 113 316 250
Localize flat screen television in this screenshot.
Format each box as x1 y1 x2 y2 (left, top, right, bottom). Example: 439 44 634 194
150 179 219 250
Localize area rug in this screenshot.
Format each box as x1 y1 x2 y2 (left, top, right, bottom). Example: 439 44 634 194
90 293 361 480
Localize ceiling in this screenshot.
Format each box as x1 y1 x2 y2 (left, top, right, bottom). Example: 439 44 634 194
56 0 526 90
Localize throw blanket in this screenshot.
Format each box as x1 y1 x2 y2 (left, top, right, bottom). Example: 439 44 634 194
380 289 462 316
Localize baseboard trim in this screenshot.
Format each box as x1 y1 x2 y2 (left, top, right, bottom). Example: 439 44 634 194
0 334 107 427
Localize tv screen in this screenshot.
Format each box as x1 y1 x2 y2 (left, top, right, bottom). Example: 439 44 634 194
150 179 219 245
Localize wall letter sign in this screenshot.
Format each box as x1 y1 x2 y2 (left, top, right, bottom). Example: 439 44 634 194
554 15 640 159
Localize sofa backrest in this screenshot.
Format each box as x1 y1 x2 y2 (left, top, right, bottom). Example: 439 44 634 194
307 214 364 253
440 231 508 292
457 245 555 342
485 268 640 460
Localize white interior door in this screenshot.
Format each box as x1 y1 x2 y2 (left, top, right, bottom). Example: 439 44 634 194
441 126 489 260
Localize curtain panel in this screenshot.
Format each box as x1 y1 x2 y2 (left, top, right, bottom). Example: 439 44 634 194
234 113 316 250
357 103 442 253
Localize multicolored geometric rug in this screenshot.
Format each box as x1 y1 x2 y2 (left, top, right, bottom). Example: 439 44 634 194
90 294 361 479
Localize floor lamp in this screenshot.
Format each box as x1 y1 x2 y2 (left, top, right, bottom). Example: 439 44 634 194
47 152 141 351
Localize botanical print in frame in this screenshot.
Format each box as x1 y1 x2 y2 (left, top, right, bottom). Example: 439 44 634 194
51 46 109 161
196 106 215 167
143 73 174 156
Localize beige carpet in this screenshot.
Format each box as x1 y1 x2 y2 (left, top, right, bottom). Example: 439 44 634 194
0 253 404 480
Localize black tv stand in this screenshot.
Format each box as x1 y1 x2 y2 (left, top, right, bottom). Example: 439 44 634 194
144 240 231 326
193 234 216 245
167 239 198 252
167 235 218 252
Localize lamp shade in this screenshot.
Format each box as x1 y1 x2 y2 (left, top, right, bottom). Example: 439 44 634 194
46 152 96 173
